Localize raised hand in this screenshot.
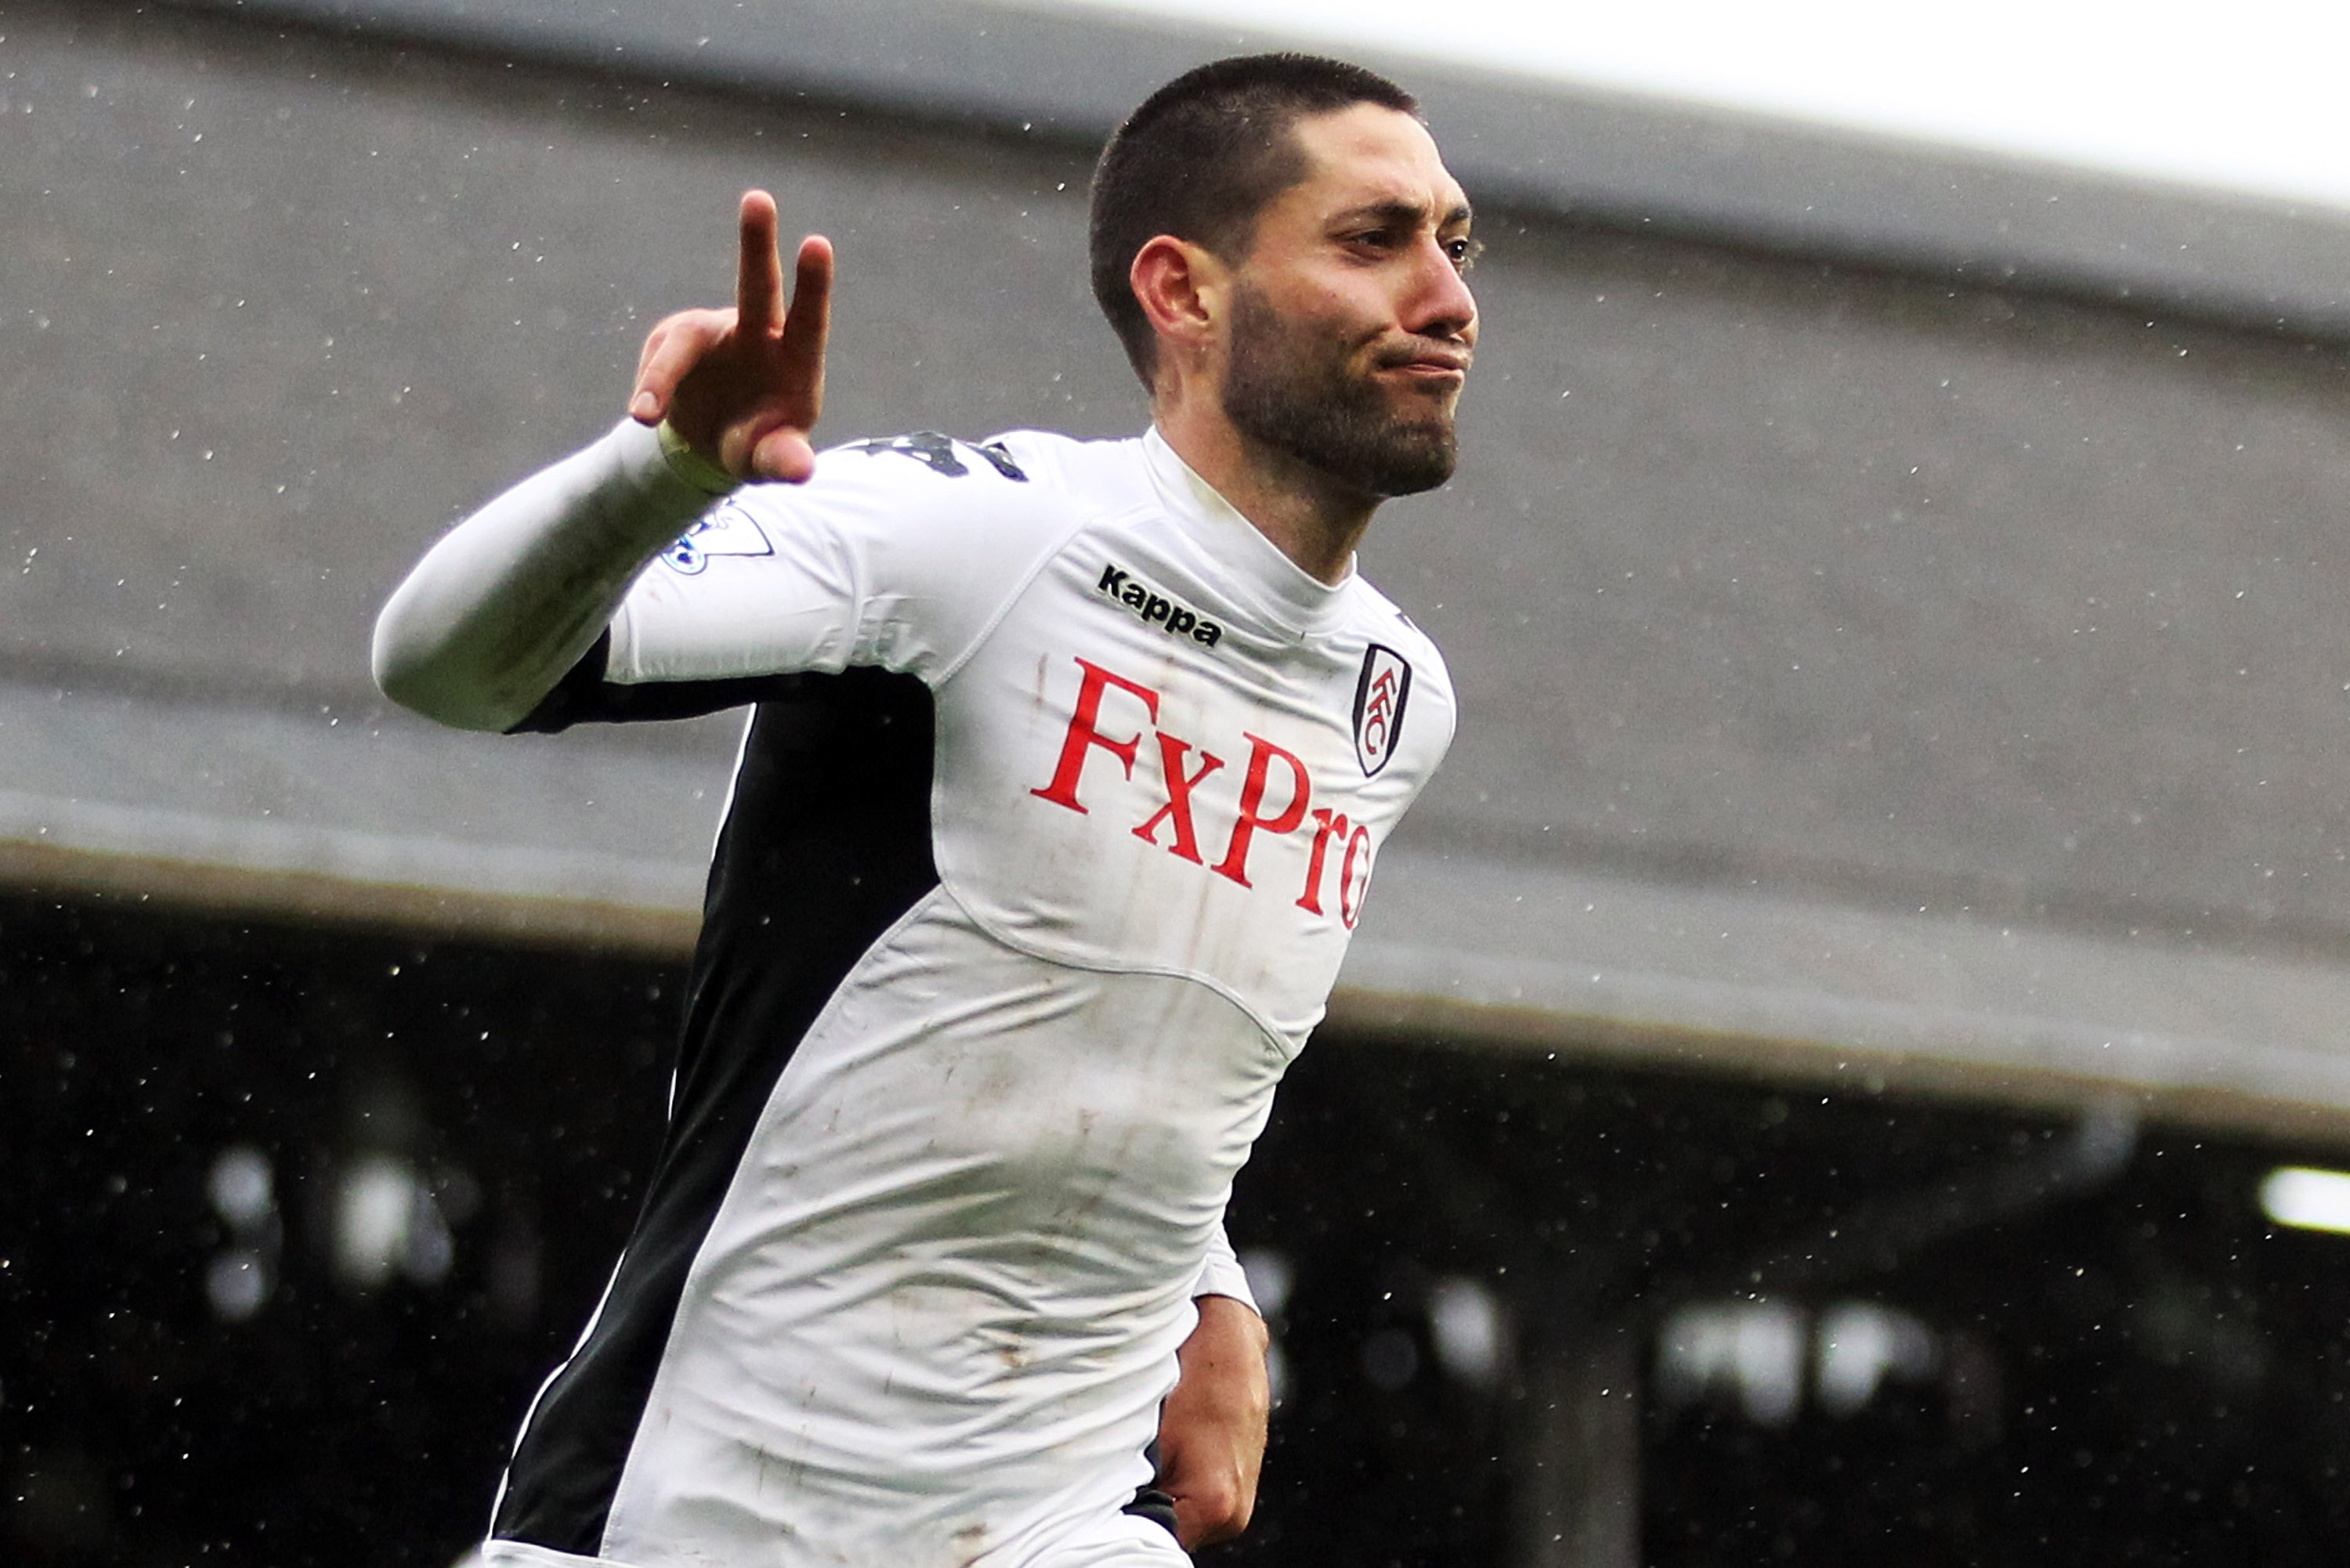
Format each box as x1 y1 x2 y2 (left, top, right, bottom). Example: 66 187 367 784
628 190 833 484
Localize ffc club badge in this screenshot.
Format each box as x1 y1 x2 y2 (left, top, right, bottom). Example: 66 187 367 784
1351 644 1412 777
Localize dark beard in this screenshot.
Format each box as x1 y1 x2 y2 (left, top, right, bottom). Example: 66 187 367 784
1220 285 1459 499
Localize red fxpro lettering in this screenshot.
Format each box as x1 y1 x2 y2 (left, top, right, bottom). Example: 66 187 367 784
1297 808 1376 927
1132 734 1226 864
1210 733 1313 888
1337 820 1373 928
1030 657 1162 814
1032 659 1330 894
1296 808 1349 915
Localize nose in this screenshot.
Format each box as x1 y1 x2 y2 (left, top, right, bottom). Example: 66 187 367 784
1405 236 1477 344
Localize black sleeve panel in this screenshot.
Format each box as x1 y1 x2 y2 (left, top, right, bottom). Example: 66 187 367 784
506 630 812 732
493 668 941 1555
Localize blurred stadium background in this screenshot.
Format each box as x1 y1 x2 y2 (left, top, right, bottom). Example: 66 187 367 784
9 1 2350 1563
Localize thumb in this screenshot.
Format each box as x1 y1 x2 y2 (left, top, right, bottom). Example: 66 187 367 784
749 425 819 485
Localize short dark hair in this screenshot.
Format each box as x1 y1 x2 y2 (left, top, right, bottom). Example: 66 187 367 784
1088 53 1419 387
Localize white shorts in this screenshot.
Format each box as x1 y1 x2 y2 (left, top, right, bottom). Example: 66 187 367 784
472 1503 1189 1568
1002 1508 1190 1568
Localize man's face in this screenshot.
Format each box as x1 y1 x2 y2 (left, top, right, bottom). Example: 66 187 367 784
1218 103 1478 499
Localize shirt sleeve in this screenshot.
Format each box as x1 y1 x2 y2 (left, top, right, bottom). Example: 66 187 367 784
373 417 722 732
1189 1219 1260 1313
606 431 1079 690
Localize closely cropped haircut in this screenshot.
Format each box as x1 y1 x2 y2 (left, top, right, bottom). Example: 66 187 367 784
1089 53 1418 387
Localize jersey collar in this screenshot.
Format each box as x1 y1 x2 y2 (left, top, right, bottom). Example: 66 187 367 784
1141 426 1355 639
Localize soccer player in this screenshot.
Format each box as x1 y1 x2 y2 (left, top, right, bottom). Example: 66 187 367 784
374 52 1474 1568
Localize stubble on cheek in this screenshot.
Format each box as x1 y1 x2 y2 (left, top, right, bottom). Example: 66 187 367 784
1220 286 1460 499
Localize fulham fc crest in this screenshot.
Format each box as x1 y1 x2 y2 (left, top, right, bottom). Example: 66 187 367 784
1351 644 1412 777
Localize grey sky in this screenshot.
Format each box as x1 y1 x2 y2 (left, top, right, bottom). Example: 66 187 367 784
1034 0 2350 211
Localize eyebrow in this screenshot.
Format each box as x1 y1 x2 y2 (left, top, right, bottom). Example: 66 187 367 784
1330 198 1475 231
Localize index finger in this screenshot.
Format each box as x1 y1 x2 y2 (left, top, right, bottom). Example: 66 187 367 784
736 190 784 337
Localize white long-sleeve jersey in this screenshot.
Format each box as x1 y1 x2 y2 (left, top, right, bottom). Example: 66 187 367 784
382 420 1454 1568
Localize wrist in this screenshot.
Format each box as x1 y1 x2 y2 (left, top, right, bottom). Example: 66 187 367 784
656 417 739 494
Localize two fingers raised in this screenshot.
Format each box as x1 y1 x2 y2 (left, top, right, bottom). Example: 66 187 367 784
628 190 834 484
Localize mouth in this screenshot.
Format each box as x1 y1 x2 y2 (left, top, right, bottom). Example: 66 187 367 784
1373 341 1472 383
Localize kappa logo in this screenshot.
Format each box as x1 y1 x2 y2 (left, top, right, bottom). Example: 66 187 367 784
1096 562 1224 648
1351 645 1412 776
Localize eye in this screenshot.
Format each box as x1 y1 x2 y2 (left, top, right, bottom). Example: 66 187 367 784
1444 236 1482 273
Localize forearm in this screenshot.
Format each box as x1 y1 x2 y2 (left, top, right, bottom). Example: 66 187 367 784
371 420 723 731
1178 1292 1271 1426
1159 1292 1271 1548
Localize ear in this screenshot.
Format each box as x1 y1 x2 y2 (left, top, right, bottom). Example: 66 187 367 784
1130 235 1226 376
